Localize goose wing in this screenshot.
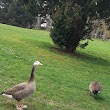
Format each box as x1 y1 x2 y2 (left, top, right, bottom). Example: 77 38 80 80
3 82 27 95
13 82 36 101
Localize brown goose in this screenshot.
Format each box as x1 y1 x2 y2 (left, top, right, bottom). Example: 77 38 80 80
1 61 43 110
89 81 102 97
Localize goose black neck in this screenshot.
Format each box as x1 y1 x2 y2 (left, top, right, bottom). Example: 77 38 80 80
29 66 36 82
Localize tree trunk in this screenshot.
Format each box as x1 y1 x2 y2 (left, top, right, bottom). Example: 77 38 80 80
46 19 50 30
35 16 41 29
49 19 53 29
102 21 107 40
66 45 77 54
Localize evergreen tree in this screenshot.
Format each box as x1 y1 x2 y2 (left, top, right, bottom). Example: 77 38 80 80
49 0 110 53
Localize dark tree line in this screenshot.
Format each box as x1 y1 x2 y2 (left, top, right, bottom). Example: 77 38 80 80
0 0 39 27
0 0 110 53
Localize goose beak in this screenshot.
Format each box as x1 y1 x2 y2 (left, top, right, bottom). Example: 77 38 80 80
40 63 43 66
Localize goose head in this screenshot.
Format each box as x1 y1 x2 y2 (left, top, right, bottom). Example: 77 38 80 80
33 61 43 67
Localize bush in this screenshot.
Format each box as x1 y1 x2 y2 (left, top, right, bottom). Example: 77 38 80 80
50 1 87 53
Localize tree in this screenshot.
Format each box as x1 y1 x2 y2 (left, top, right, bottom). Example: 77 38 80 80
50 1 91 52
49 0 110 53
50 2 85 52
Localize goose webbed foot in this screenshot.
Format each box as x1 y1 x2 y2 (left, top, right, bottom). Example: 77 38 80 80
16 107 23 110
16 106 23 110
22 105 27 109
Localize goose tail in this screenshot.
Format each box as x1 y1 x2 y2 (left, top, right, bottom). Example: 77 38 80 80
1 92 13 98
1 92 4 95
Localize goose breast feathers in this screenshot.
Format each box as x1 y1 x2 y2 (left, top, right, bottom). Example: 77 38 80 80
89 81 101 92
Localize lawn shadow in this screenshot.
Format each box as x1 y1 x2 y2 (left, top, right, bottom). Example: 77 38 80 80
95 95 105 101
33 41 110 67
49 46 110 67
74 51 110 66
86 90 105 101
90 94 105 101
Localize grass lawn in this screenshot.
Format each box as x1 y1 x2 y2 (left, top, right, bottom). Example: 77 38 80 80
0 23 110 110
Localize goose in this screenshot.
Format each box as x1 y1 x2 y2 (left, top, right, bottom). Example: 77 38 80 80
1 61 43 110
89 81 102 97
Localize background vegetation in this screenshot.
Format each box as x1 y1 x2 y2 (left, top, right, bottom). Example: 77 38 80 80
0 0 110 53
0 24 110 110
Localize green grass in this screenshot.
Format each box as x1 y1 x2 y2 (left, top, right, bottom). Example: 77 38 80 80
0 23 110 110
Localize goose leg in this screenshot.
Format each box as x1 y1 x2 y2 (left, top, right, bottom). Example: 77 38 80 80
89 91 92 96
20 101 27 109
94 94 97 99
16 101 23 110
